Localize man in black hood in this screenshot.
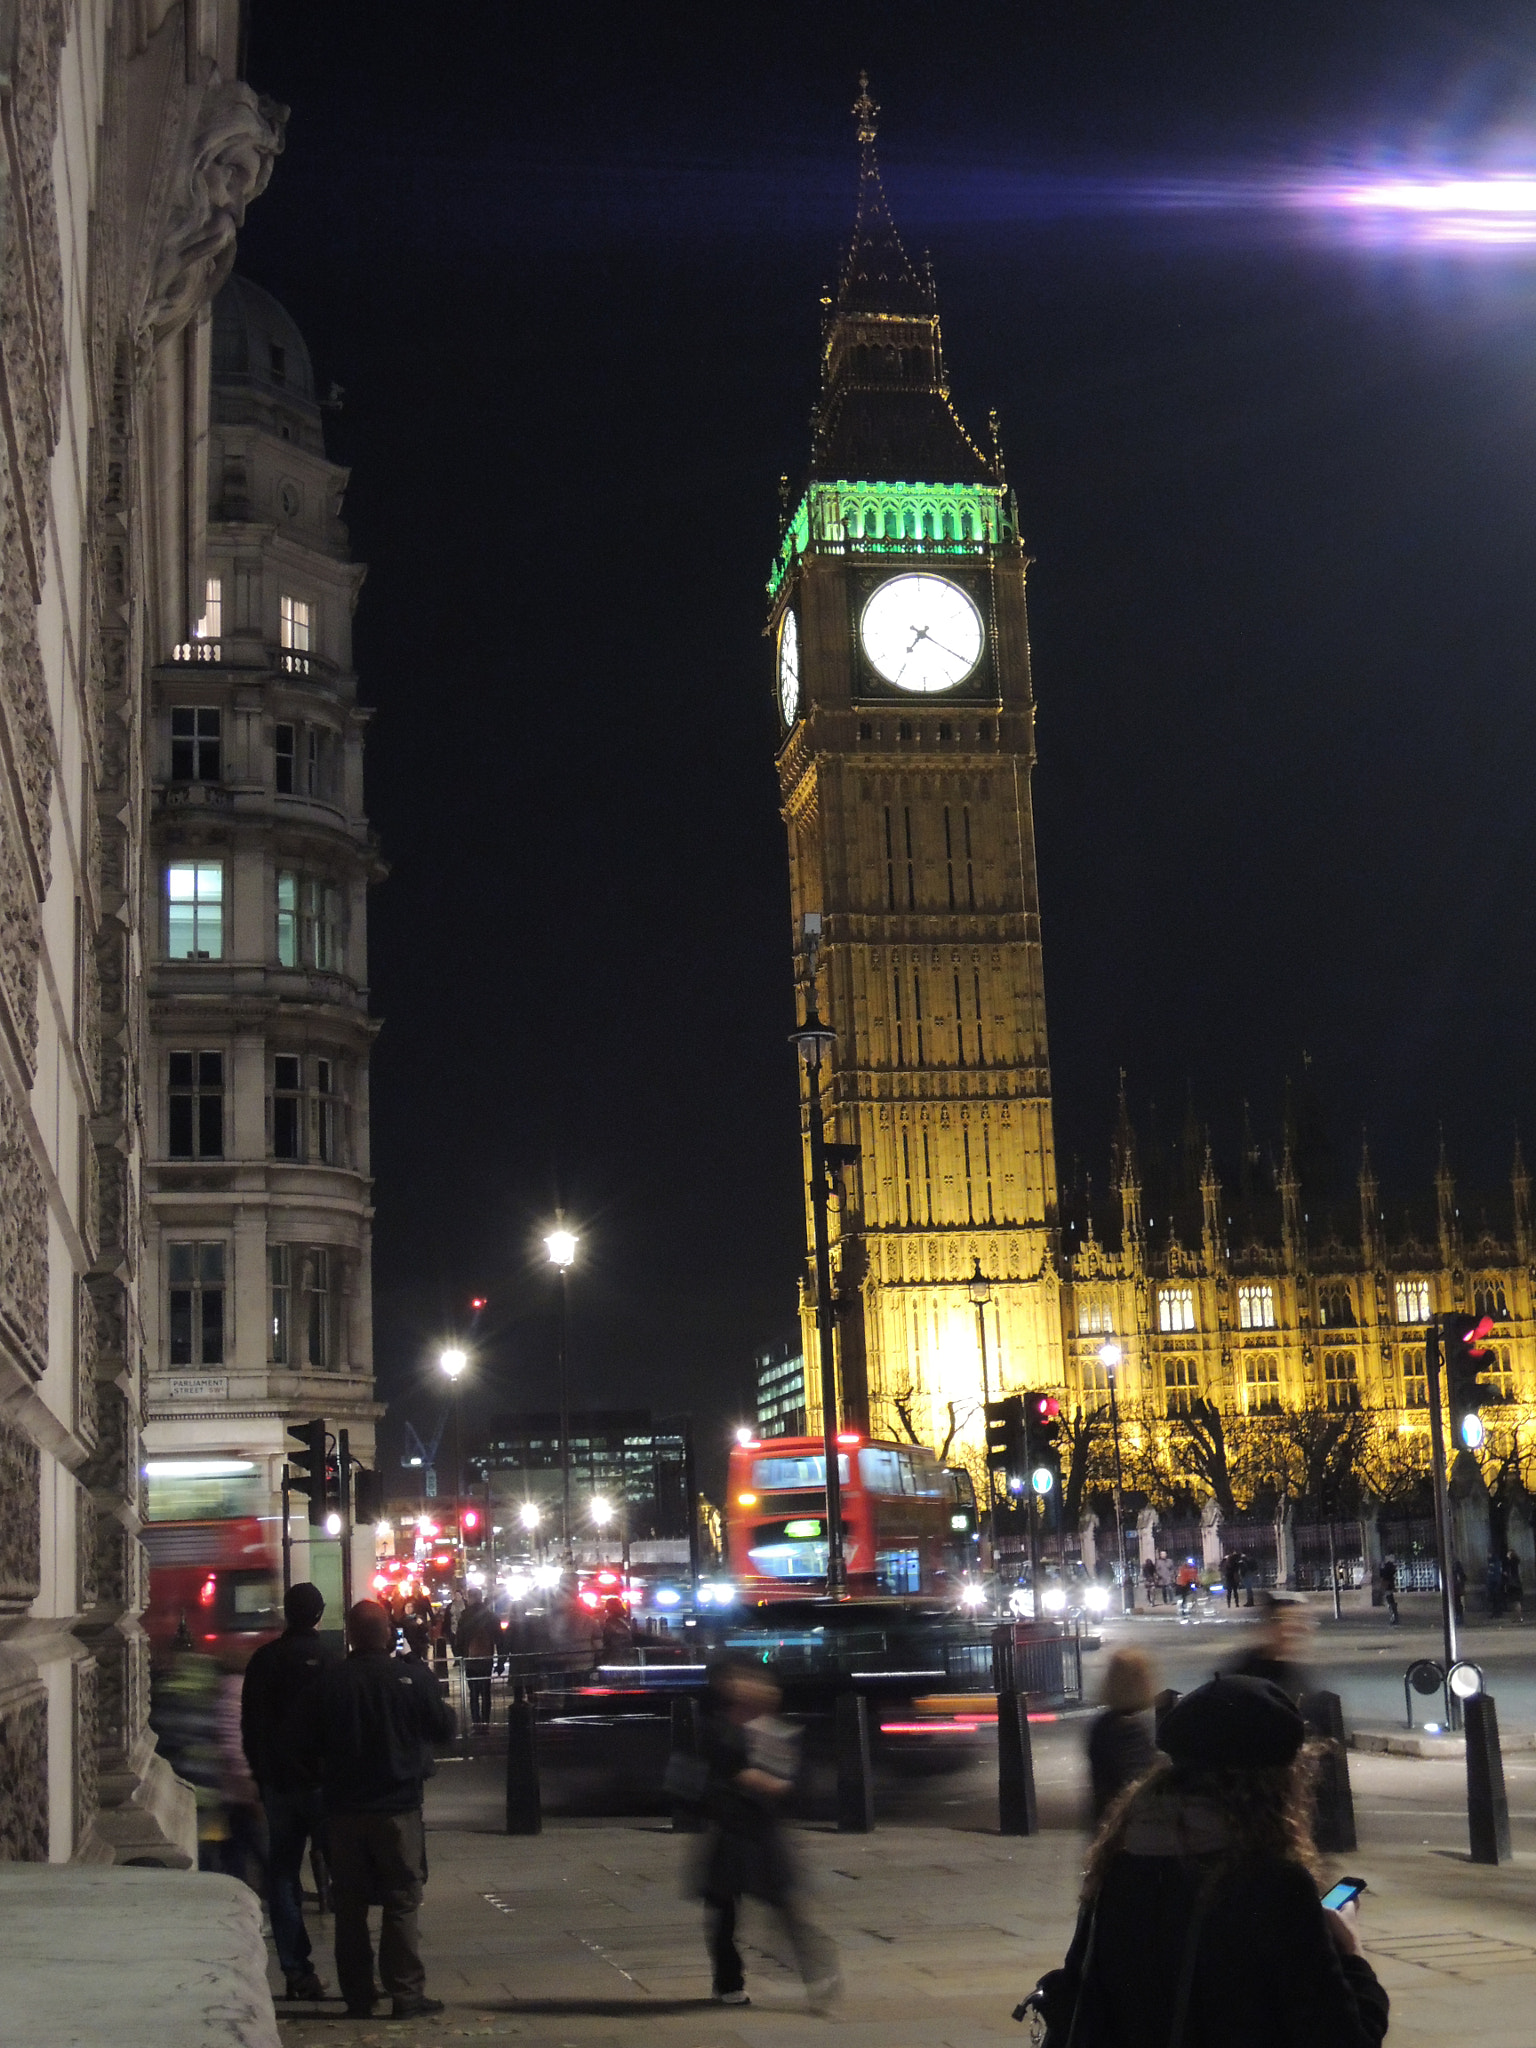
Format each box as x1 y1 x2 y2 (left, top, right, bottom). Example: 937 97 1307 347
240 1581 336 2002
298 1598 455 2020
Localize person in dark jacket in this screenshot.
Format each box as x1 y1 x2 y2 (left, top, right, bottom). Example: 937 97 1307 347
1086 1649 1159 1826
297 1598 456 2020
692 1658 838 2009
1379 1556 1399 1626
453 1588 500 1724
240 1582 337 2001
1036 1675 1389 2047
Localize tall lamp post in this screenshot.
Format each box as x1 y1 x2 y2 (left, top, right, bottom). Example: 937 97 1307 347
1097 1340 1131 1614
967 1260 1000 1578
544 1221 579 1566
789 994 847 1598
439 1345 467 1567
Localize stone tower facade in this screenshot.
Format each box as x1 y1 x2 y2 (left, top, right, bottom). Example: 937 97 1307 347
140 277 380 1606
772 84 1061 1475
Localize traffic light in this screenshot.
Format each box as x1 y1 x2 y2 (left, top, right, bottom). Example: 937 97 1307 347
985 1395 1026 1487
461 1506 481 1540
287 1418 328 1528
1442 1312 1499 1451
353 1467 385 1524
1029 1393 1063 1495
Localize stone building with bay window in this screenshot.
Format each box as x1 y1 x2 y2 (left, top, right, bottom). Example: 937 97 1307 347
140 273 380 1610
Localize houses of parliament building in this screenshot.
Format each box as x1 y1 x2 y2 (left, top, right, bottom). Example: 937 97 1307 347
771 84 1532 1518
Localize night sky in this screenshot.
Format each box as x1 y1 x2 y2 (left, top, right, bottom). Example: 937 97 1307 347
237 3 1536 1481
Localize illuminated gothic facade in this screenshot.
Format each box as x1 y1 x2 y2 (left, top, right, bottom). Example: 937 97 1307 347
772 90 1529 1517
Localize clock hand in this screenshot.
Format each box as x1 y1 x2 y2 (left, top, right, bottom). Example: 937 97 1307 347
906 625 931 652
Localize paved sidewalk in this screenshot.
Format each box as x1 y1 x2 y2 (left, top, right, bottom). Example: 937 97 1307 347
270 1747 1536 2048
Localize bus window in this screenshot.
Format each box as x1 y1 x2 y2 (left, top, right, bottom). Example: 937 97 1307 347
859 1447 908 1494
750 1453 850 1491
876 1547 921 1593
911 1451 947 1497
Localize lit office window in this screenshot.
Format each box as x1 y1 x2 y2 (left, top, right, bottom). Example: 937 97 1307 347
1244 1353 1281 1413
194 576 222 640
280 594 312 651
166 863 223 960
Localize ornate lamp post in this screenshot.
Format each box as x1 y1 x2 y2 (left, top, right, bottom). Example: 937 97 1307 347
544 1220 579 1564
1097 1340 1131 1613
789 995 847 1598
967 1259 999 1575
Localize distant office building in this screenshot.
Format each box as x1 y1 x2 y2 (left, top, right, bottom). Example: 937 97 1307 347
475 1410 691 1543
756 1341 808 1438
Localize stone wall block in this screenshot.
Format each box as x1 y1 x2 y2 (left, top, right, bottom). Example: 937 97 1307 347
0 1695 48 1861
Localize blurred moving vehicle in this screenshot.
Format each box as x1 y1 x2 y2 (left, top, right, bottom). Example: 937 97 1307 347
141 1458 280 1669
726 1432 969 1599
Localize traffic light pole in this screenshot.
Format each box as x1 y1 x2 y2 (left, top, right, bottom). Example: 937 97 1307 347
1022 1401 1041 1621
1425 1324 1461 1723
972 1295 999 1578
338 1427 355 1618
280 1468 293 1595
804 1034 847 1599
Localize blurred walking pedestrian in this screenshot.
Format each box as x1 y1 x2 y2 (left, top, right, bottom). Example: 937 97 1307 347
1025 1675 1389 2045
1227 1591 1313 1701
1379 1555 1399 1627
1222 1552 1242 1609
1176 1558 1200 1618
241 1583 337 2002
1503 1549 1523 1622
1154 1552 1174 1605
297 1599 456 2020
454 1586 500 1725
1086 1649 1158 1826
1485 1551 1505 1618
1141 1556 1157 1607
693 1658 838 2010
1452 1557 1466 1624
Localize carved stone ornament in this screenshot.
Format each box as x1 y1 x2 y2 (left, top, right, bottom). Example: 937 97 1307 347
141 71 287 349
0 1413 42 1611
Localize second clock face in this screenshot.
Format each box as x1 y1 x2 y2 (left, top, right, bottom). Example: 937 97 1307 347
860 573 984 693
778 609 801 723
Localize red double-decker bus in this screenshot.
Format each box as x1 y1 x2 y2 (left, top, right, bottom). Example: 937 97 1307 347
725 1432 963 1599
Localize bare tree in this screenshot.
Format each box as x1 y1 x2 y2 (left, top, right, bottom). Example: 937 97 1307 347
1062 1405 1103 1532
1175 1398 1239 1518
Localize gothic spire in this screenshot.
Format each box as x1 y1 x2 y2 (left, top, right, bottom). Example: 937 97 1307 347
837 73 933 317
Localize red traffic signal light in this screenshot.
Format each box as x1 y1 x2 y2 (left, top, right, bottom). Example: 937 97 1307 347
1032 1394 1060 1421
462 1508 480 1531
470 1296 487 1311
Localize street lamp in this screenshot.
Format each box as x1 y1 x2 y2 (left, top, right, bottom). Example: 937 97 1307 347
790 990 847 1598
967 1260 1000 1582
1098 1340 1131 1614
544 1219 579 1564
591 1495 612 1570
439 1346 468 1554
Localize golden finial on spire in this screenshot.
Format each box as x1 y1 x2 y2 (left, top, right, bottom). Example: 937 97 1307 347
853 70 879 146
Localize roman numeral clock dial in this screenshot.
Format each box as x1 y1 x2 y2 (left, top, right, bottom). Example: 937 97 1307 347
778 608 801 724
860 572 984 693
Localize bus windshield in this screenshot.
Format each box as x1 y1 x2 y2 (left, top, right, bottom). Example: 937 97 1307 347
750 1453 850 1491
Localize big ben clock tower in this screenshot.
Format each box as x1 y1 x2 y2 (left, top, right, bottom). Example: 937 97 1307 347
773 81 1063 1475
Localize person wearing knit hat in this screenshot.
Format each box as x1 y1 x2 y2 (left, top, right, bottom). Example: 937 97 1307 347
1021 1675 1389 2046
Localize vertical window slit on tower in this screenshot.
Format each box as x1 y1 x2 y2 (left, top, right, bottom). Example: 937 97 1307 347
953 970 966 1065
983 1121 996 1221
943 806 956 908
963 1127 976 1223
963 806 976 908
901 1128 914 1224
891 965 904 1066
903 806 916 908
883 806 896 910
973 968 985 1062
922 1129 935 1223
912 969 925 1064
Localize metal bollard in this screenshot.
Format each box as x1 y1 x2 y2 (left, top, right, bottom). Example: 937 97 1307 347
505 1685 542 1836
835 1691 874 1832
998 1686 1039 1836
1153 1688 1181 1741
1465 1693 1511 1866
1300 1689 1357 1854
669 1695 703 1834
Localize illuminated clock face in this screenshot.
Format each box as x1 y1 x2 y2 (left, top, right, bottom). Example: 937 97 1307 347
778 609 801 723
860 573 984 693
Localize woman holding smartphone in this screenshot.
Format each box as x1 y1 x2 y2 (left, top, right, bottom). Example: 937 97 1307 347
1025 1675 1388 2045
